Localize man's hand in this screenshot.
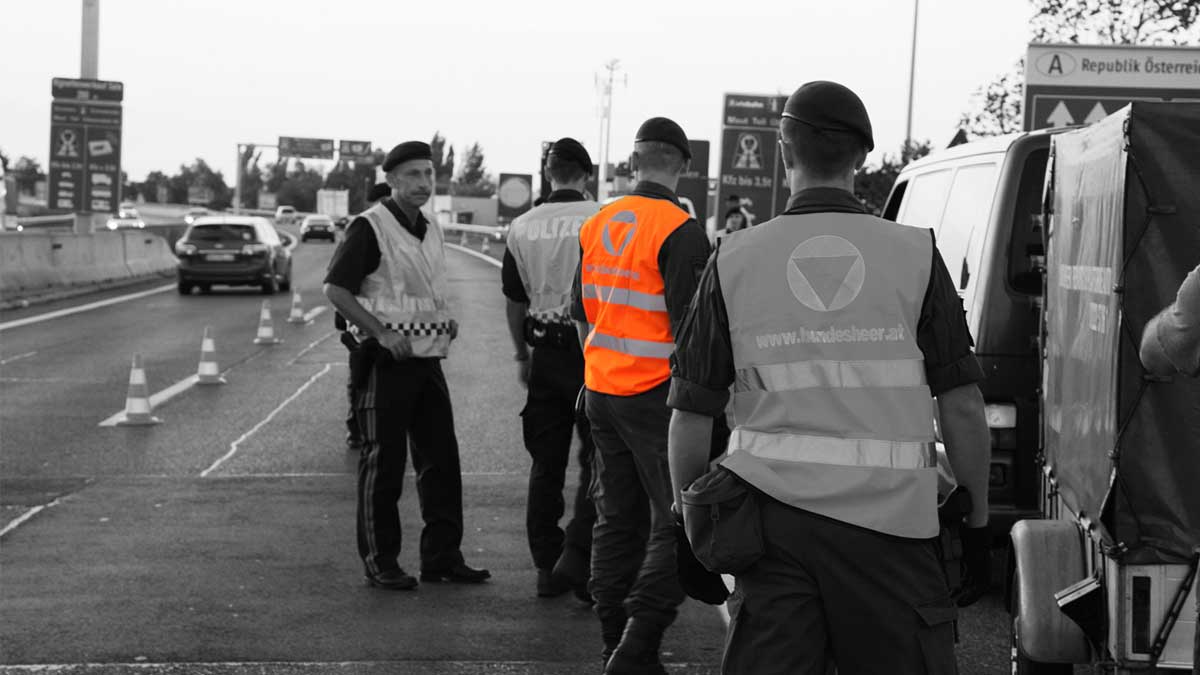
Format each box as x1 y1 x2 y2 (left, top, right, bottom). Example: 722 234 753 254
954 525 992 607
449 319 459 341
378 332 412 361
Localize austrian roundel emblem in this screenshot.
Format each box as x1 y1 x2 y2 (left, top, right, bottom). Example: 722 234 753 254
785 235 866 312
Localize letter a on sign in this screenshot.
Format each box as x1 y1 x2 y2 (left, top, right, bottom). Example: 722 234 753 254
1048 54 1064 75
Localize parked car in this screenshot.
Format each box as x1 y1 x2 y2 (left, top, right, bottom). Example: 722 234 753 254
274 205 297 227
300 214 336 242
174 216 292 295
183 207 209 226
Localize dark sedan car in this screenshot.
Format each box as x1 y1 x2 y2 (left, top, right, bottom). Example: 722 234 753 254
175 216 292 295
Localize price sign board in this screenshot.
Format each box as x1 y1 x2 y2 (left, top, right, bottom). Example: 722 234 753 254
47 77 123 213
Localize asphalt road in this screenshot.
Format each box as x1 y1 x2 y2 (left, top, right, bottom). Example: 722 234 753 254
0 231 1013 673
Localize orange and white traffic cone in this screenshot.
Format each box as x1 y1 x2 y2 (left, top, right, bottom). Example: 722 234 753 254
117 353 161 426
287 289 306 324
196 326 226 385
253 300 281 345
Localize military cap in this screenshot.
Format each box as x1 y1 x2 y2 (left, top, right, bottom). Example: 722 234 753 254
367 182 391 202
547 137 593 175
782 81 875 151
635 117 692 160
382 141 433 172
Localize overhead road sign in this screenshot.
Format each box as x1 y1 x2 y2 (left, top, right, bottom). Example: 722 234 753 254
717 93 789 227
278 136 335 160
48 77 123 213
1024 43 1200 130
338 140 373 162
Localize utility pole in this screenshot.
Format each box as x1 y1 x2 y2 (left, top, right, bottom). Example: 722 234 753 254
595 60 623 202
904 0 920 153
81 0 99 79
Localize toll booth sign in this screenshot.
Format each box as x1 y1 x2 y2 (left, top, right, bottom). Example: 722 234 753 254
48 77 123 213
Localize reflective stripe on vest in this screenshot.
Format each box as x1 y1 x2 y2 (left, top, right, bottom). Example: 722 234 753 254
716 211 939 538
507 200 600 324
579 194 689 395
355 204 452 359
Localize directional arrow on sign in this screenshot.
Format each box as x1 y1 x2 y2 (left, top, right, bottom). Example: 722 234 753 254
1047 101 1075 127
1084 102 1108 124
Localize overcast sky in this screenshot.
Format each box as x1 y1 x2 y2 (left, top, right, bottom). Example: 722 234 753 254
2 0 1033 183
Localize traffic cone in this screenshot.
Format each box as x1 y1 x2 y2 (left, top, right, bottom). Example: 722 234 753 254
287 289 306 324
117 353 161 426
253 300 281 345
196 326 226 385
480 236 491 255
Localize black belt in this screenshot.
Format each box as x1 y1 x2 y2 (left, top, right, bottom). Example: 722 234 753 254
525 318 576 349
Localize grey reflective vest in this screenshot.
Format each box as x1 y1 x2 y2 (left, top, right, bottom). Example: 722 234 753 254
717 212 939 538
506 199 600 324
352 202 453 359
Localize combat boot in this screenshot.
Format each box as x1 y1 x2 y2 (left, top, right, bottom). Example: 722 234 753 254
603 617 667 675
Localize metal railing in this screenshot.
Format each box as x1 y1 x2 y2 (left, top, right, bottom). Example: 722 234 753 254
440 223 508 240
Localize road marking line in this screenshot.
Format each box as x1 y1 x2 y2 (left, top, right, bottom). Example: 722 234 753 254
0 497 63 538
287 330 335 365
302 305 327 323
200 363 333 477
0 350 37 365
99 374 200 427
446 242 502 268
0 661 718 671
0 283 174 332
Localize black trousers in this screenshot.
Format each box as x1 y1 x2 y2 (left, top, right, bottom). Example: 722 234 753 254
723 497 958 675
354 357 464 576
586 381 685 634
521 344 596 570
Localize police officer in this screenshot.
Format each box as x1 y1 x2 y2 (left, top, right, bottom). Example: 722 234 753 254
339 182 393 452
667 81 992 673
324 141 490 590
570 117 711 673
503 138 601 598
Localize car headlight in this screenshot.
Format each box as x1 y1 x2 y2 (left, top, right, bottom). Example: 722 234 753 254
136 221 145 228
106 219 117 230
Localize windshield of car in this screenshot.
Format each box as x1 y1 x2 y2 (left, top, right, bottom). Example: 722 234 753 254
187 224 257 242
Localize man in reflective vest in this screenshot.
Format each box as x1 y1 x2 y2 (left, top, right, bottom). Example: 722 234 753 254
667 82 992 673
503 137 601 599
570 117 712 673
325 141 490 591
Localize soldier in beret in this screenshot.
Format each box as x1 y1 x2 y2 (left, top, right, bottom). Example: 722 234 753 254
325 141 490 590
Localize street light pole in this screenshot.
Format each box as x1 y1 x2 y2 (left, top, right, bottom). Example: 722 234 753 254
596 59 621 202
905 0 920 152
81 0 99 79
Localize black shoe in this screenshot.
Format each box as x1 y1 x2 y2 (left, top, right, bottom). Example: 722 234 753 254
537 568 571 597
605 618 667 675
364 568 418 591
420 562 491 584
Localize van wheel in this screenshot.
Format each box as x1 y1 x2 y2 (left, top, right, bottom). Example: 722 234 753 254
1011 578 1073 674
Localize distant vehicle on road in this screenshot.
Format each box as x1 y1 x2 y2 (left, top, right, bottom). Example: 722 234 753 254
183 207 209 226
174 216 292 295
118 202 139 219
105 213 145 230
300 214 335 242
274 205 297 227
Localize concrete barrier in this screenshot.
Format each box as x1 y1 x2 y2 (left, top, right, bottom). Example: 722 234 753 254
0 231 177 298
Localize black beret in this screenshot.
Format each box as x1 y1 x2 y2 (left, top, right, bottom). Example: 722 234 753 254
367 182 391 202
382 141 433 172
547 137 593 175
635 117 692 160
782 81 874 151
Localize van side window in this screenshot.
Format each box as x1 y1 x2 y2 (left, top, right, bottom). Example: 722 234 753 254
896 169 953 231
1008 149 1050 294
937 163 999 291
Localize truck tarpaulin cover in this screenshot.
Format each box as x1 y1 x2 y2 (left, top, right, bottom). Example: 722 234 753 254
1046 103 1200 564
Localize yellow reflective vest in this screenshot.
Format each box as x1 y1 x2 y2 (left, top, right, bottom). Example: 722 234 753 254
351 202 453 359
717 212 939 538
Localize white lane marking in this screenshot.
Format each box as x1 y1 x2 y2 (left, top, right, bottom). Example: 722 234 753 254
0 283 174 332
0 661 717 671
0 497 63 538
0 350 37 365
302 305 327 323
287 330 335 366
98 374 200 427
446 242 502 268
200 363 333 477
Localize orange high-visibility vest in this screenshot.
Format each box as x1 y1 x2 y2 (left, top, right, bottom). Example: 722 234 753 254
716 212 939 538
579 195 690 396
